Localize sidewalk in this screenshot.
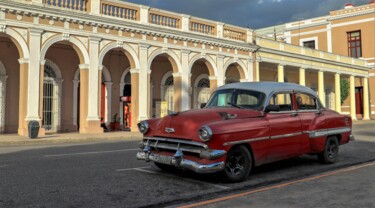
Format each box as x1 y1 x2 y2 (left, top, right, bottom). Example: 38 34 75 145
0 131 143 146
0 120 373 147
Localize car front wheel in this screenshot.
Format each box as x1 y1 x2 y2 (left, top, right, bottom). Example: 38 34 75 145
318 136 339 164
224 145 252 182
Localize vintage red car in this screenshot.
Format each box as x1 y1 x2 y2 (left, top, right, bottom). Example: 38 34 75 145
136 82 353 182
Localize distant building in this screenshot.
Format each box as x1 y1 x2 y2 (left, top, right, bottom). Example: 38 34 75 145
257 0 375 119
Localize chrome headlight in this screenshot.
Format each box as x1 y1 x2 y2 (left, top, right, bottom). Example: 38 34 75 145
137 121 149 134
198 125 213 142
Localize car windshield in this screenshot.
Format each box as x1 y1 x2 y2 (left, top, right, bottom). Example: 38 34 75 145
205 89 266 110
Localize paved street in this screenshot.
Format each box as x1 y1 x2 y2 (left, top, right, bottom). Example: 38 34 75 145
0 122 374 208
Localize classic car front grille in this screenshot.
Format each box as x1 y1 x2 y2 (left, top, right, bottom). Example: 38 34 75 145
142 136 208 155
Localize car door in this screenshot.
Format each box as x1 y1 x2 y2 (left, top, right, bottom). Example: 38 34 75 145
265 91 303 163
295 92 326 153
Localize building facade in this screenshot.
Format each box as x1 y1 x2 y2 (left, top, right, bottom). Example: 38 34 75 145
257 1 375 119
0 0 370 136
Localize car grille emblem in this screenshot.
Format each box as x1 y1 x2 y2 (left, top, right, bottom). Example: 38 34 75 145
165 128 175 133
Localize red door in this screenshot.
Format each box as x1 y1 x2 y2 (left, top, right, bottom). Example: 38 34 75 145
355 87 363 115
101 83 106 121
266 92 302 163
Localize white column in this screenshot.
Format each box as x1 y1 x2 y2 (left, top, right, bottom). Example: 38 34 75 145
255 61 260 82
104 81 113 124
277 64 284 83
0 75 7 133
90 0 101 15
181 49 190 111
334 73 341 113
138 43 149 121
216 55 225 87
299 68 305 86
246 29 253 43
363 77 370 120
327 23 332 53
217 22 224 39
247 60 254 81
349 75 357 120
318 70 325 105
87 36 101 121
119 82 125 125
26 28 43 121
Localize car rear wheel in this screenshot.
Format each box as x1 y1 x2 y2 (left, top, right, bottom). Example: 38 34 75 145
318 136 339 164
224 145 252 182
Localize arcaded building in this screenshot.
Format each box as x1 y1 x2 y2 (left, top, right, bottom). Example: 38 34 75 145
0 0 370 136
257 1 375 119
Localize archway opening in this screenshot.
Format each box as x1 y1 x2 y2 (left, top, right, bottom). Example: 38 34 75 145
44 42 80 132
225 63 243 84
191 60 212 109
150 55 175 118
0 36 20 133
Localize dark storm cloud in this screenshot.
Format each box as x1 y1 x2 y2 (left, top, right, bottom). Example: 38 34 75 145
123 0 372 29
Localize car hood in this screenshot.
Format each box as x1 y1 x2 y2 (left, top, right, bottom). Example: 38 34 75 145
149 108 263 141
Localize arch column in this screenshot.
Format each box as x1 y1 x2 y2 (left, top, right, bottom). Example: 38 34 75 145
38 60 46 136
0 75 7 133
209 76 218 94
277 64 284 83
318 70 325 105
172 72 183 112
255 61 260 82
363 77 370 120
18 59 29 136
79 65 90 133
181 49 190 111
104 81 113 124
216 55 225 87
335 73 341 113
130 68 140 132
72 79 80 127
247 60 254 81
139 43 149 121
26 28 43 124
349 75 357 120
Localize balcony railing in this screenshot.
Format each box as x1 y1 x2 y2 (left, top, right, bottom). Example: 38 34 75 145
223 27 246 42
101 1 138 20
44 0 87 12
189 21 215 36
149 12 180 29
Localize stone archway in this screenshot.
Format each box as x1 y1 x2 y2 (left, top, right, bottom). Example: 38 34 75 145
224 59 247 84
194 74 210 109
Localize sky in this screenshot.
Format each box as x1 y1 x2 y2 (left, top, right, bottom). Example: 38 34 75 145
123 0 371 29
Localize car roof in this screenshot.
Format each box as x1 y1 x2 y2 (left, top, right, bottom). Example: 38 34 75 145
216 81 318 97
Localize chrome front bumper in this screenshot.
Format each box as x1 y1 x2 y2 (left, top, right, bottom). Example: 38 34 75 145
136 152 225 174
349 134 355 141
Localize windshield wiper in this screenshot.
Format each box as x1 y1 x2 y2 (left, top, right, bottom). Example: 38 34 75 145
227 102 245 109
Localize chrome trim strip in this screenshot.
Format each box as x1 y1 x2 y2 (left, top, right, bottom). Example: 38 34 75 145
144 136 208 149
223 136 270 146
270 132 302 139
304 127 351 138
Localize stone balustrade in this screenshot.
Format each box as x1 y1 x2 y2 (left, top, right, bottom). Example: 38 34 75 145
189 20 216 36
44 0 87 11
149 10 180 29
101 0 138 20
223 26 246 42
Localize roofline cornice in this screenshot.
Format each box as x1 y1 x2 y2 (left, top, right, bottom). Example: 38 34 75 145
329 9 375 21
0 1 257 52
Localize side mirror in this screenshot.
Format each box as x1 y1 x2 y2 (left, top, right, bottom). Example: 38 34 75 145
265 105 280 113
200 103 206 109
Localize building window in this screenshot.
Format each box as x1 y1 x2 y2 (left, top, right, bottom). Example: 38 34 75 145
303 40 316 49
347 31 362 58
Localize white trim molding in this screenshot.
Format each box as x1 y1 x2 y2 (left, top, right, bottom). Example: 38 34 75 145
299 37 319 50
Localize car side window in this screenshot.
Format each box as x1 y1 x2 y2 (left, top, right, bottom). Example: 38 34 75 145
269 93 292 111
296 93 317 110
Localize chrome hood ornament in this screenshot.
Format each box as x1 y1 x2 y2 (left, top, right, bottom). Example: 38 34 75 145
165 127 175 133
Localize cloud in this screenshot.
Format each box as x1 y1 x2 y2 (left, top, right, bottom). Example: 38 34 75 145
122 0 372 29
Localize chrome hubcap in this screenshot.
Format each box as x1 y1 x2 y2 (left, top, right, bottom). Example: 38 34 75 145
226 152 245 176
327 140 338 160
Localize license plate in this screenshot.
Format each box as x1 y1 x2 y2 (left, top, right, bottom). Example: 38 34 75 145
153 154 173 165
